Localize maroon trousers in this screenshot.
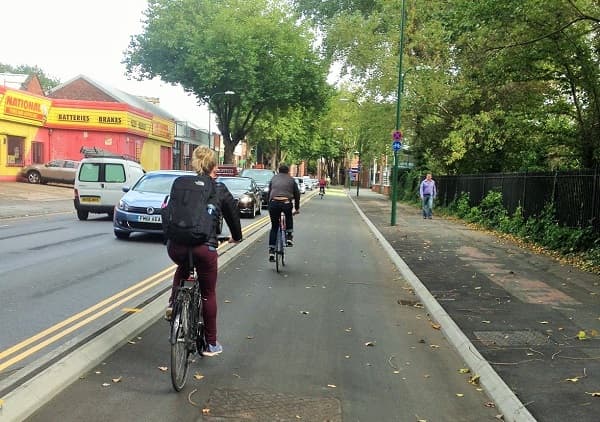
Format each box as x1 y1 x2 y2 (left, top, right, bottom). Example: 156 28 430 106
167 242 219 344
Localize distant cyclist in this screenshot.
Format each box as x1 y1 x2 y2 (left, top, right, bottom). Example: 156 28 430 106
318 177 327 195
267 164 300 261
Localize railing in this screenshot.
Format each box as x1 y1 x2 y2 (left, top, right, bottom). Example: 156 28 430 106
437 169 600 233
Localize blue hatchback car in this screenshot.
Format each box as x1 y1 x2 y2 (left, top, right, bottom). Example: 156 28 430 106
113 170 195 239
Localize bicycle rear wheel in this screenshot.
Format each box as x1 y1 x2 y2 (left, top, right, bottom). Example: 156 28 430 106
170 298 191 391
275 228 284 272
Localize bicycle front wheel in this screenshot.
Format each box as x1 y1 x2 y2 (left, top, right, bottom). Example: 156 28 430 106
170 299 191 391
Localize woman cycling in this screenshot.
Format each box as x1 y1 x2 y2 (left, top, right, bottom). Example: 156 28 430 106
166 146 242 356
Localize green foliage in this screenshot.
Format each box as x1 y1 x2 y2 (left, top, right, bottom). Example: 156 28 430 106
124 0 330 164
439 193 599 264
0 63 60 92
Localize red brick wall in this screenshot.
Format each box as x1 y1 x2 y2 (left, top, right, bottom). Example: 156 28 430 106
23 75 45 96
48 78 114 102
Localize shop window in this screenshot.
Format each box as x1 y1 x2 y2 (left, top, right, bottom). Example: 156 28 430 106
6 136 25 166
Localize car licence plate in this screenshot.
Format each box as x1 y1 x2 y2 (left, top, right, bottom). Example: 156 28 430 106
138 215 162 223
80 196 100 203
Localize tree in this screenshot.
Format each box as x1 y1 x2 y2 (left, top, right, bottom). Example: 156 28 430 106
123 0 330 163
0 63 60 93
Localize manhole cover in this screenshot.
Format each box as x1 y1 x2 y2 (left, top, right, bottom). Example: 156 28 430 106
473 330 552 347
203 388 342 421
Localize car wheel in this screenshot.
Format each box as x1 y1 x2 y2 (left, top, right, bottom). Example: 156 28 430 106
27 171 41 184
114 231 130 239
77 210 89 221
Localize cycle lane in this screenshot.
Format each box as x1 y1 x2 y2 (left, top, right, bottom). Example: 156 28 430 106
24 187 499 421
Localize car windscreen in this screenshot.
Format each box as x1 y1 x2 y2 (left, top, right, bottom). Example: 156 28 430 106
133 174 180 193
240 170 274 183
220 178 251 191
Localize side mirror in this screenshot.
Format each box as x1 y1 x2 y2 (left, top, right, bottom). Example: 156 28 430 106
122 186 130 193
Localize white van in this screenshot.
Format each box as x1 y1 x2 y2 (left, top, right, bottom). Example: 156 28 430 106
74 156 145 220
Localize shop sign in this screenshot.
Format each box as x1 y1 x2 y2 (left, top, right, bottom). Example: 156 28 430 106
128 114 151 135
47 107 128 130
0 89 50 124
151 116 174 142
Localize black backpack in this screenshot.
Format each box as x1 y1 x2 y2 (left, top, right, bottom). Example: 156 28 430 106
162 175 218 245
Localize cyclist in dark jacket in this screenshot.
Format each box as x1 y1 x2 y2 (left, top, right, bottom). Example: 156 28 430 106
267 164 300 261
166 146 242 357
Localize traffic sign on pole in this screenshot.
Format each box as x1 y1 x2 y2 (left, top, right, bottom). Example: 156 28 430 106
392 140 402 152
392 130 403 141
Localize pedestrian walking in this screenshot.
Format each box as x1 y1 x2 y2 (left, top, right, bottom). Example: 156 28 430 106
419 172 437 219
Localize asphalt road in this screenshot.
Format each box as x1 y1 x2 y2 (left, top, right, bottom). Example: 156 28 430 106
25 188 499 421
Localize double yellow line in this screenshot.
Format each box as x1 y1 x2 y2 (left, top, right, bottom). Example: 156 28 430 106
0 266 174 373
0 196 310 373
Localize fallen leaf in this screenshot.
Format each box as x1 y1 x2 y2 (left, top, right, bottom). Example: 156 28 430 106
365 341 376 347
565 377 581 383
459 368 470 374
345 355 351 359
577 331 589 340
327 384 337 388
423 374 431 378
95 371 102 374
456 393 464 397
484 402 496 408
194 373 204 380
202 408 211 414
469 375 480 385
128 340 136 344
339 309 344 312
300 311 310 315
539 321 549 324
224 300 231 303
345 328 352 332
247 336 255 339
585 392 600 397
112 377 122 383
430 323 441 330
102 383 111 387
393 370 400 374
158 366 168 371
591 329 599 337
430 344 440 349
481 320 491 324
122 308 141 313
414 303 424 308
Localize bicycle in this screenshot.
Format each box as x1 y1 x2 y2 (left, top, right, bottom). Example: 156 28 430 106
319 187 325 199
274 211 286 272
169 249 206 391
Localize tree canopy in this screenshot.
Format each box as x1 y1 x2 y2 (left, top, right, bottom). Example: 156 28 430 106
123 0 331 163
296 0 600 173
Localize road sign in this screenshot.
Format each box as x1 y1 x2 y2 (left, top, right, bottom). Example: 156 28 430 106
392 130 403 141
392 140 402 152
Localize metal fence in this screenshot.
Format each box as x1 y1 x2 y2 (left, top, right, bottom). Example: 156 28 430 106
437 169 600 233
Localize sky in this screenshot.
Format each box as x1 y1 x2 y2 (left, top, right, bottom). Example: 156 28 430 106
1 0 212 130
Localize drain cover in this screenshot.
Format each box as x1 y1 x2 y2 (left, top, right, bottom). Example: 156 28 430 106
473 330 552 347
203 388 342 421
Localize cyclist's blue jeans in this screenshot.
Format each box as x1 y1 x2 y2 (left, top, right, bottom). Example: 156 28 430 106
268 200 293 248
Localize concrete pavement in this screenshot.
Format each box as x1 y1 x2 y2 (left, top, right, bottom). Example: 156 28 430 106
352 188 600 422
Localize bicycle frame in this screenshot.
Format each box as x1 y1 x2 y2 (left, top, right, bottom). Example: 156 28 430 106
275 211 286 272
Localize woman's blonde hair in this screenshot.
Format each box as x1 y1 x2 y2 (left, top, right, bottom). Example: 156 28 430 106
191 146 216 175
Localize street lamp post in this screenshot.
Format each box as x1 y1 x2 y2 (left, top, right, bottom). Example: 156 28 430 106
391 0 407 226
208 90 235 152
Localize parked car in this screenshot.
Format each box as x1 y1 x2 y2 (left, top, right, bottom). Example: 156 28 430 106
215 164 239 177
302 176 314 190
74 156 145 221
239 168 276 208
19 159 80 184
293 177 306 194
113 170 227 239
217 176 262 218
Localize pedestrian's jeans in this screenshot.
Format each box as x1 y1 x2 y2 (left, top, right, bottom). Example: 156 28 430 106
422 194 433 218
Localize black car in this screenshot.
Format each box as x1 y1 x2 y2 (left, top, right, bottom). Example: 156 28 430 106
239 168 276 208
217 176 262 218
